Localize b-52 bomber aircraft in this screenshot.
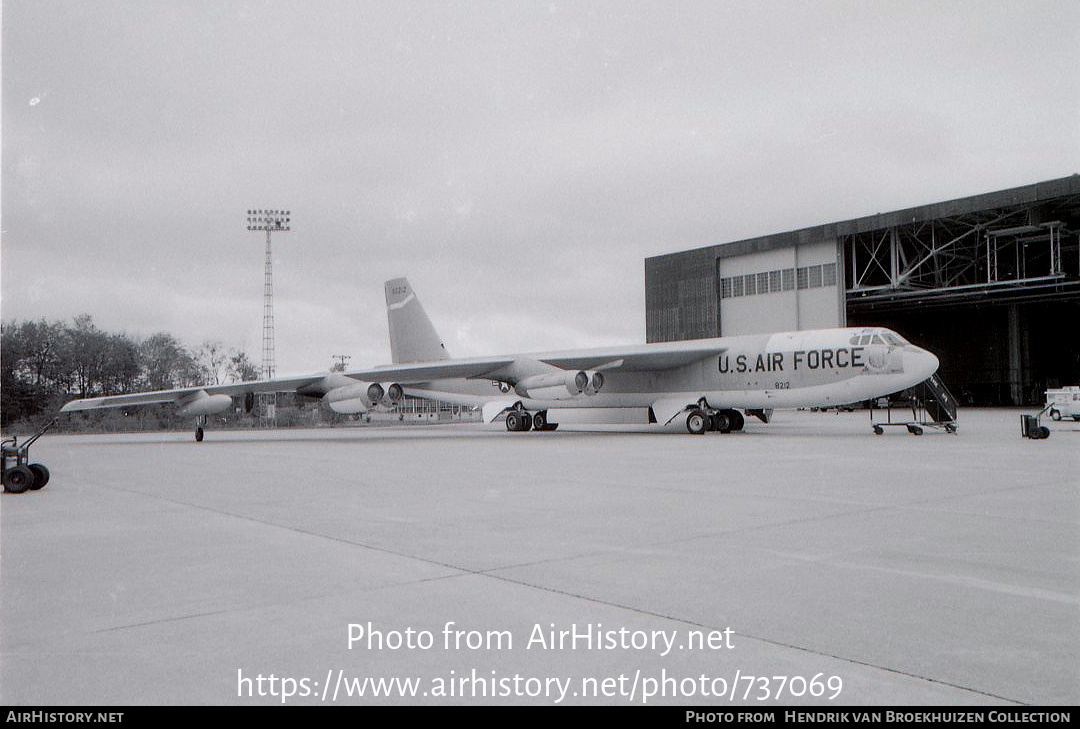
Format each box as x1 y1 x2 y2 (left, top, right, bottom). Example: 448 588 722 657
61 277 940 440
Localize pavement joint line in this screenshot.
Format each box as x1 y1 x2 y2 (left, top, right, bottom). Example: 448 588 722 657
90 607 239 634
639 477 1076 552
83 572 471 637
80 478 1030 705
480 571 1029 706
896 504 1077 527
1 571 473 652
92 477 900 574
92 481 476 575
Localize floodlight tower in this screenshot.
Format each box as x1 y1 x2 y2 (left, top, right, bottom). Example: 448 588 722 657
246 209 292 423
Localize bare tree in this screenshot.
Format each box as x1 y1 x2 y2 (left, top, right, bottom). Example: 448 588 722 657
65 314 110 397
197 340 230 385
227 350 260 382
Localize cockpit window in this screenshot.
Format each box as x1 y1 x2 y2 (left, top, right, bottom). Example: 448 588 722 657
852 330 908 346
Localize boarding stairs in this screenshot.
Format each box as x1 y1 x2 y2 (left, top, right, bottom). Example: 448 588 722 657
870 374 958 435
913 374 958 425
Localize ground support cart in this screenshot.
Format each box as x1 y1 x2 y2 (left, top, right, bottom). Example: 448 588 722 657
1020 406 1053 440
2 418 57 493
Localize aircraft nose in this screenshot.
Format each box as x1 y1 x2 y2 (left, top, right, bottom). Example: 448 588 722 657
905 347 939 381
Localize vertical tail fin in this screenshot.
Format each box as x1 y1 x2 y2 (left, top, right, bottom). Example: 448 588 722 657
384 278 450 363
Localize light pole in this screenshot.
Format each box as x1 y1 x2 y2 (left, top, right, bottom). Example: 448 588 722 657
246 209 291 424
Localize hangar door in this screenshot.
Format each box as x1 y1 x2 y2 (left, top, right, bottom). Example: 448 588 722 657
716 239 845 336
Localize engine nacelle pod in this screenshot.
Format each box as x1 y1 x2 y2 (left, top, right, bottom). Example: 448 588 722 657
324 382 404 413
584 371 604 395
323 383 375 414
514 370 589 398
177 391 233 417
365 382 385 403
381 382 404 405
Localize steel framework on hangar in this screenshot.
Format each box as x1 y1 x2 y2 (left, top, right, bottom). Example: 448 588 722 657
645 175 1080 405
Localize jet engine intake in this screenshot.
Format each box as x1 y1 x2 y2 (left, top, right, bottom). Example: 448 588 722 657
365 382 385 403
584 371 604 394
382 382 404 405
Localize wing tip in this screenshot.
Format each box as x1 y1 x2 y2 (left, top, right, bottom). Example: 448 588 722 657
60 399 98 412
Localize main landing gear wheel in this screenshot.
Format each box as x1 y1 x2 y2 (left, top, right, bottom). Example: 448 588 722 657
529 410 558 431
728 409 745 432
506 411 533 432
3 465 34 494
686 409 708 435
28 463 50 490
195 426 204 442
709 411 731 433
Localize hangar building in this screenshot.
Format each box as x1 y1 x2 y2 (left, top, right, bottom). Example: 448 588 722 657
645 176 1080 406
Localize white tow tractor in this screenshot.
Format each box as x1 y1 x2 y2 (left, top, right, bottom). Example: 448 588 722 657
1046 387 1080 422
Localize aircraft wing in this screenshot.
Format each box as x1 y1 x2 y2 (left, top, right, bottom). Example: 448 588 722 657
535 341 727 372
344 341 725 384
345 341 727 385
60 342 724 413
344 357 516 383
59 374 329 412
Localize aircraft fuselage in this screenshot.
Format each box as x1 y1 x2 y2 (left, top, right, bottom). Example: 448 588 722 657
405 327 939 417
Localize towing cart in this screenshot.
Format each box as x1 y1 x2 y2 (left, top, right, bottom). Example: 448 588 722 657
1021 407 1052 440
2 418 57 493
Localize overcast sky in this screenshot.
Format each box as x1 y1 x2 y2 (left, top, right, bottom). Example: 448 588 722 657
3 0 1079 374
